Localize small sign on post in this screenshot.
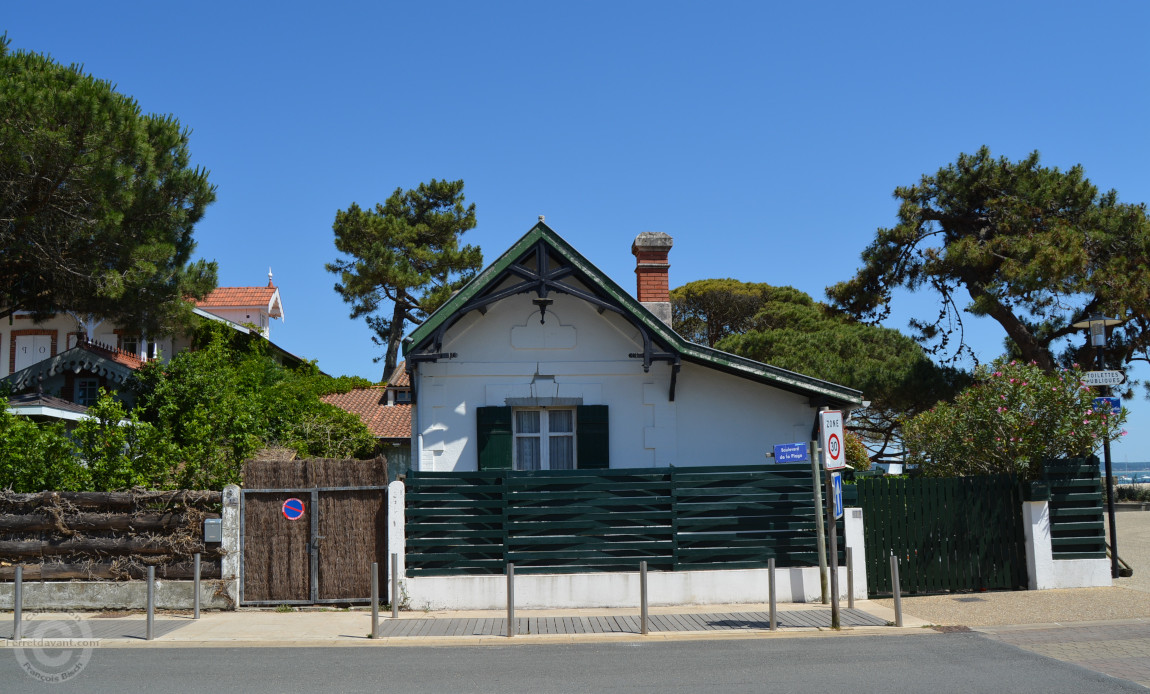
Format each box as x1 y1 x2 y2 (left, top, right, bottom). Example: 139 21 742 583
773 442 808 463
819 410 846 470
1083 370 1126 387
832 472 843 520
1093 397 1122 416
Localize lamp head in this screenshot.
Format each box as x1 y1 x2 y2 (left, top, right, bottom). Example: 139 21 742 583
1071 313 1124 347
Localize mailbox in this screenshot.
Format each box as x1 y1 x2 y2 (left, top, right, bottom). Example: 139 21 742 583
203 518 223 543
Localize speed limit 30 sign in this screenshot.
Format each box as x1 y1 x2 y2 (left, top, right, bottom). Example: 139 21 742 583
819 410 846 470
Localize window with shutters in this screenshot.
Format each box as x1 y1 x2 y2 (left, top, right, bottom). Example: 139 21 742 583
513 408 575 471
477 404 609 471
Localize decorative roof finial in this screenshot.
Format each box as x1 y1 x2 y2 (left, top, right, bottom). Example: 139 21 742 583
268 267 274 287
538 215 545 223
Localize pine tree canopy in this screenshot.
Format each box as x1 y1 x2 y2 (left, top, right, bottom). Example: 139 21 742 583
0 35 218 334
326 179 482 379
826 147 1150 387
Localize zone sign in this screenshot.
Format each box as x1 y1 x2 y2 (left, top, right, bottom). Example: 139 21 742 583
819 410 846 470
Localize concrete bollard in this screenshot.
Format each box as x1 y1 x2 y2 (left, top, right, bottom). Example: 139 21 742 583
146 566 155 641
640 561 648 635
890 554 903 627
13 565 23 642
846 547 855 610
768 558 777 631
193 553 201 619
506 563 516 638
371 561 379 639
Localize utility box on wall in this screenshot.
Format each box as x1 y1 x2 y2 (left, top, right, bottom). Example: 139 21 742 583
203 518 223 543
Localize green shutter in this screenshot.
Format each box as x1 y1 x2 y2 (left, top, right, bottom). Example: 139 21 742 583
476 406 512 470
576 405 609 469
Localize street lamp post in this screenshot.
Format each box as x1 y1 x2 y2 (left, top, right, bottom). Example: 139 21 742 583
1071 312 1124 580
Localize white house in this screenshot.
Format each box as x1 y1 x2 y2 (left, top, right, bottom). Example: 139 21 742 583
401 221 863 473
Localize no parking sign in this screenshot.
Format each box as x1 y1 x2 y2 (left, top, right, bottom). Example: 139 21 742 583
282 497 305 520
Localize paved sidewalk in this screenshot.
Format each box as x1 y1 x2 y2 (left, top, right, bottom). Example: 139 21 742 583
0 600 923 647
976 619 1150 690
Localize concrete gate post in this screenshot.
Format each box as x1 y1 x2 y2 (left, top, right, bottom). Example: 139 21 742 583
387 481 406 601
221 485 241 607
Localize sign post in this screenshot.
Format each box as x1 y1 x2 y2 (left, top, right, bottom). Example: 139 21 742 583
809 433 828 604
819 410 844 628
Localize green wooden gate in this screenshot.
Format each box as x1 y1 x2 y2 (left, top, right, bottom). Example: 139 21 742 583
853 475 1027 596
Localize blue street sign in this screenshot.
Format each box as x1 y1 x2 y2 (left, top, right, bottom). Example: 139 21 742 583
1093 397 1122 416
282 497 305 520
774 442 808 463
832 472 843 520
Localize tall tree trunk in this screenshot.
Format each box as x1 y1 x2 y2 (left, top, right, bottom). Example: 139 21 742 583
382 302 406 381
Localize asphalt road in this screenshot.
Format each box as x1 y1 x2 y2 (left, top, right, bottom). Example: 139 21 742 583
2 635 1144 694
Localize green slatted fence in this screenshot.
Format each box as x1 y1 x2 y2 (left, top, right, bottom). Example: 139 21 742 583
405 464 843 576
1042 457 1106 560
855 475 1027 597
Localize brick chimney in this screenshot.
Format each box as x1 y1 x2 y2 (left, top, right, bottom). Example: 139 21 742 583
631 232 673 327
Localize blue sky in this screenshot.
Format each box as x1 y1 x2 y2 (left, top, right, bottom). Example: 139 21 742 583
6 1 1149 462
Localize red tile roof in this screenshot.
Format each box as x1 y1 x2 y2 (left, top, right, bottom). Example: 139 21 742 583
81 339 146 369
196 286 283 317
321 388 411 439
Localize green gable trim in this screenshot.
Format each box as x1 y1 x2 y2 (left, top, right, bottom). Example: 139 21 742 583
404 222 862 408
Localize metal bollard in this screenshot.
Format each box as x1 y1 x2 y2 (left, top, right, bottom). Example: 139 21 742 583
146 566 155 641
370 561 379 639
193 553 201 620
506 563 516 638
391 553 399 619
890 554 902 627
768 558 777 631
13 565 23 642
846 547 855 610
640 561 648 635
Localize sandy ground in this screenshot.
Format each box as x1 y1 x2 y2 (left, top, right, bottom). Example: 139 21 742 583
872 511 1150 626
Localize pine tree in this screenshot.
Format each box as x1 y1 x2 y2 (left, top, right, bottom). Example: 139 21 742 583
326 179 482 378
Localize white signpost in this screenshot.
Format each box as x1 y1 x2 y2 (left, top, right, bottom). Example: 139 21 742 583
1082 370 1126 387
819 410 846 470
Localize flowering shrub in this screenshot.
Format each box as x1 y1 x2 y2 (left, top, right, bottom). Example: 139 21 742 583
844 431 871 471
903 359 1125 479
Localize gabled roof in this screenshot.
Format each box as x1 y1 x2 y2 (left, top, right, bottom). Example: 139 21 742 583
2 341 142 391
386 361 410 389
7 392 91 421
320 388 411 439
196 284 284 319
404 222 863 408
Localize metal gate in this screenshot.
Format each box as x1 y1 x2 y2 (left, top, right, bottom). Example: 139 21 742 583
854 474 1027 597
240 483 388 605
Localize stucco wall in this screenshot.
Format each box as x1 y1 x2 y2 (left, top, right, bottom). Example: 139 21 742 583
413 290 818 472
